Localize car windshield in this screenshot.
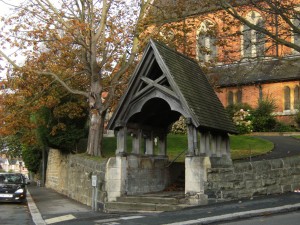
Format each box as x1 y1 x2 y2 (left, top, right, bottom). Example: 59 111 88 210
0 174 23 184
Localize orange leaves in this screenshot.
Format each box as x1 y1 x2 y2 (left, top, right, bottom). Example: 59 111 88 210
53 101 87 119
50 123 66 136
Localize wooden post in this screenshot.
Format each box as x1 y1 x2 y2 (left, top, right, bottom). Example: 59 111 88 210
145 132 154 155
132 129 142 154
116 126 127 155
199 132 207 156
217 135 222 157
193 128 199 155
205 132 211 156
158 133 167 156
211 133 217 156
186 118 195 156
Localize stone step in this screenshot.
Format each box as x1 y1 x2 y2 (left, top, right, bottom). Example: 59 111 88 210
104 201 190 212
104 192 190 212
116 196 182 205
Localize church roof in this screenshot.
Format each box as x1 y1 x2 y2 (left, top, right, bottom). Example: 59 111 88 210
208 56 300 87
109 40 236 134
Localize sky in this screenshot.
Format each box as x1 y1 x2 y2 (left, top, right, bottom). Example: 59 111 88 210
0 0 137 79
0 0 24 79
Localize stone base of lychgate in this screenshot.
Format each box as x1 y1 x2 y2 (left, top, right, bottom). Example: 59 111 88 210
105 155 170 202
105 156 127 202
185 155 233 205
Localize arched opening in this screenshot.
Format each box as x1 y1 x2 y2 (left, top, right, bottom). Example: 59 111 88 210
197 19 217 62
294 85 300 108
242 11 265 58
124 98 186 192
284 86 291 110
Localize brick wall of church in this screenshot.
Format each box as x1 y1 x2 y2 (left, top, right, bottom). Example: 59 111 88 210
216 80 300 125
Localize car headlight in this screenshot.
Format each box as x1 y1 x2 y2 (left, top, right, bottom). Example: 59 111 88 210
15 189 24 194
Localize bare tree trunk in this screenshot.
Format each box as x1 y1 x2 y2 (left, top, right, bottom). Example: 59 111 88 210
87 111 101 156
87 112 106 156
86 68 104 155
86 109 107 156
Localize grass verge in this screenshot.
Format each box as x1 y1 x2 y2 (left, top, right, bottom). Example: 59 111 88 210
230 135 274 160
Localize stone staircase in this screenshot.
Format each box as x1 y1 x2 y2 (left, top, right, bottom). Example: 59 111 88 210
104 192 191 212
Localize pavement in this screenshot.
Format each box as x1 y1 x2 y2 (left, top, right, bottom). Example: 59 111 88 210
26 135 300 225
27 184 300 225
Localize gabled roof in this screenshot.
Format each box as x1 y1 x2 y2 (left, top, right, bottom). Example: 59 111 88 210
108 39 237 134
208 57 300 87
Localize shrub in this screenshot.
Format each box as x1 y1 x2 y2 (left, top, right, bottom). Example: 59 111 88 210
226 103 252 119
294 104 300 127
22 146 42 173
232 109 253 134
252 116 277 132
273 122 296 132
171 116 187 134
252 97 277 132
226 103 253 134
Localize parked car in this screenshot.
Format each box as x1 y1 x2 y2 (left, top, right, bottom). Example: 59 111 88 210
0 172 29 203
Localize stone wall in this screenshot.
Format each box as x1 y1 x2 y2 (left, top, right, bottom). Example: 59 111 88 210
46 148 300 208
45 149 107 207
205 156 300 200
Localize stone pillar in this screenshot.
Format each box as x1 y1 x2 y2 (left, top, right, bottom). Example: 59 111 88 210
105 156 127 202
132 129 142 154
116 127 127 155
185 156 211 205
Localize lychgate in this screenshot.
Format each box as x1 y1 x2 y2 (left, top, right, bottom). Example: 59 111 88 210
106 39 237 205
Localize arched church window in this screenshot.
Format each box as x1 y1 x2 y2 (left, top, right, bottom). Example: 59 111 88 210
242 11 265 58
197 20 217 62
236 89 242 104
294 85 300 108
284 86 291 110
227 91 234 105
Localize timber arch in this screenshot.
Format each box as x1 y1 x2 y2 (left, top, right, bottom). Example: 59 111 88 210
106 39 237 205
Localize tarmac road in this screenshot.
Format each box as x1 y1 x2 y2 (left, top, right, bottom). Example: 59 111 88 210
0 202 34 225
218 211 300 225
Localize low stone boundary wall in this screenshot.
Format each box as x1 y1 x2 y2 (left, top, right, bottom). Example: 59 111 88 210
46 148 300 208
205 156 300 200
45 149 107 207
